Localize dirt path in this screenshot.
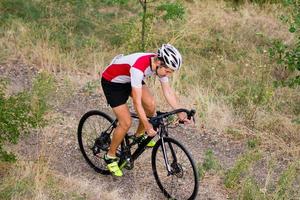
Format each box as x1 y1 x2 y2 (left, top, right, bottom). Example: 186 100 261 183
2 63 247 199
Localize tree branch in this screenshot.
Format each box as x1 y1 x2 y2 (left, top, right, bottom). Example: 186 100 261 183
139 0 149 8
138 0 145 8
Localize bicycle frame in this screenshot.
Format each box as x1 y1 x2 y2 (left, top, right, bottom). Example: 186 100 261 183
119 112 180 174
109 108 195 173
120 113 156 162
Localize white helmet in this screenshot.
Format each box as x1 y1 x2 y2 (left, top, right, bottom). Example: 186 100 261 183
157 44 182 71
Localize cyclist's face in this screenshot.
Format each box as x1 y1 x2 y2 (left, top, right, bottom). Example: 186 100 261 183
157 64 174 78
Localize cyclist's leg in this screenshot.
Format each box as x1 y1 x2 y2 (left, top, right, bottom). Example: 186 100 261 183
107 104 132 157
105 104 131 176
134 84 156 136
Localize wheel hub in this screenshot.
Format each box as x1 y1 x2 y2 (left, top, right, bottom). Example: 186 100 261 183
171 162 183 178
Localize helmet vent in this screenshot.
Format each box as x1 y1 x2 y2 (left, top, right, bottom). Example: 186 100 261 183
163 56 170 65
171 54 178 64
163 49 170 56
171 62 176 69
167 47 176 55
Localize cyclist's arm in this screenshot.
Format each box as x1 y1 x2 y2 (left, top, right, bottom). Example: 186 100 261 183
130 68 155 134
161 81 180 109
161 81 188 121
131 87 151 128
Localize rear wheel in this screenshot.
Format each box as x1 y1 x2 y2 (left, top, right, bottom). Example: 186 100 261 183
152 137 199 200
77 110 115 175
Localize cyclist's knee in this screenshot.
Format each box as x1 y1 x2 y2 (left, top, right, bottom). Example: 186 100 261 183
118 118 132 131
145 100 155 116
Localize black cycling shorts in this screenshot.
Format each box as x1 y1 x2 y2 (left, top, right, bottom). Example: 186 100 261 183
101 77 145 108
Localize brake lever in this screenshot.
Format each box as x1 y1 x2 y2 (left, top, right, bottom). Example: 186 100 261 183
178 109 196 124
187 109 196 123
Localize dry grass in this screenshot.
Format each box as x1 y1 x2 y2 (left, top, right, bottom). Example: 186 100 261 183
1 0 299 199
256 111 300 157
0 160 130 200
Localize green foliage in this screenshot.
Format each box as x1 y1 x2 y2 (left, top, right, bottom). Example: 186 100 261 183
269 0 300 87
0 81 33 162
157 2 185 21
238 178 266 200
274 161 299 199
108 21 138 48
138 1 186 51
226 79 273 123
0 0 185 53
247 137 260 149
30 72 55 125
100 0 130 6
229 80 273 108
1 0 118 53
226 0 284 8
234 161 300 199
0 176 32 199
198 149 221 178
0 72 55 162
230 161 300 200
0 0 46 23
224 150 262 188
225 127 244 140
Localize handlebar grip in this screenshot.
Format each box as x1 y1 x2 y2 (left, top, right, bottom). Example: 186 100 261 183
178 109 196 123
187 109 196 120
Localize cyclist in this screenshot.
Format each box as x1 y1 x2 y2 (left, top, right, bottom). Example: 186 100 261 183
100 44 189 176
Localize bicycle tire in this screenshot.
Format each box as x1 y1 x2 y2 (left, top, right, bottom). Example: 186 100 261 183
152 137 199 200
77 110 114 175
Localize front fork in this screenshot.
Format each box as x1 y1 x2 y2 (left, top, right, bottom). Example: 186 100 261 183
160 136 172 174
159 135 178 175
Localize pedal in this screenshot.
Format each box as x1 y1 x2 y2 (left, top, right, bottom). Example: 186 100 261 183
124 161 134 170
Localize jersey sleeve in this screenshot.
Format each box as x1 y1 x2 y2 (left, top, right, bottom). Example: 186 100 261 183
130 67 144 88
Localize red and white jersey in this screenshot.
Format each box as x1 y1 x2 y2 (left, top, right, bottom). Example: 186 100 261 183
101 53 168 88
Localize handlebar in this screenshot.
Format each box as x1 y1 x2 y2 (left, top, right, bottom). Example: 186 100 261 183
130 109 196 127
150 109 196 127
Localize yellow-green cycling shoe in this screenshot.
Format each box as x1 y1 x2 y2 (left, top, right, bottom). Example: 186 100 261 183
130 134 156 147
104 154 123 177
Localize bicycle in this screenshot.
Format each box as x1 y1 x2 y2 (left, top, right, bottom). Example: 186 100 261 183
77 108 199 200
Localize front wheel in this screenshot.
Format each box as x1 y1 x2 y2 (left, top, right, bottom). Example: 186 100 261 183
152 137 199 200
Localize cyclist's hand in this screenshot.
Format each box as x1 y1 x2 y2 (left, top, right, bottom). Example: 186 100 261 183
146 128 157 137
145 124 157 137
177 112 191 125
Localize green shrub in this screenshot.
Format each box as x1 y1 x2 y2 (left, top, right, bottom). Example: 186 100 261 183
157 2 185 21
226 0 284 8
0 175 32 199
225 127 244 140
0 72 55 162
100 0 130 6
0 0 46 23
269 0 300 88
224 150 262 189
198 149 221 178
247 137 260 149
0 80 33 162
225 78 274 125
238 178 266 200
232 161 300 199
274 161 299 199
